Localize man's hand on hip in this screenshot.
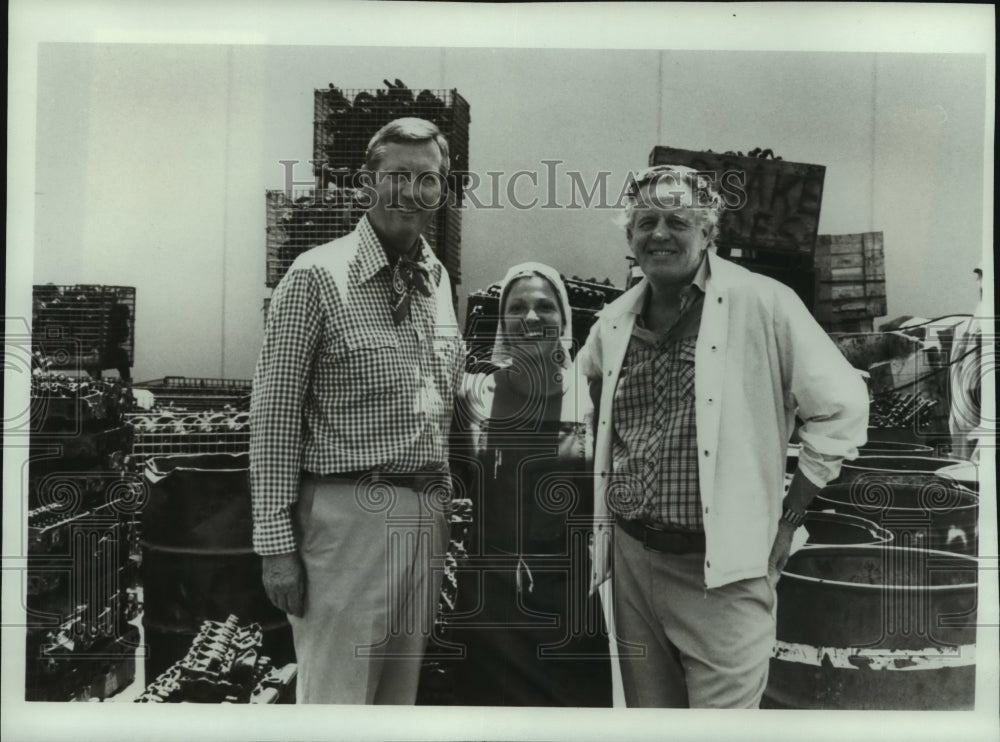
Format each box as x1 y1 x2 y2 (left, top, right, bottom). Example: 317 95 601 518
262 552 305 617
768 469 822 587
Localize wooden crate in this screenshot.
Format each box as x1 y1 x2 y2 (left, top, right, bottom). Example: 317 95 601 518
814 232 887 328
648 146 826 257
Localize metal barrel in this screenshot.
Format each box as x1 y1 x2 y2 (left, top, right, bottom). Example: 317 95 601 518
935 461 980 494
765 544 978 710
814 479 979 555
802 511 892 547
837 455 961 484
859 439 935 456
140 453 294 684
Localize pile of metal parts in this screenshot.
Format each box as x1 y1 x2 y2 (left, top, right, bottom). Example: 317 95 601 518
869 391 938 430
26 372 141 701
137 615 296 703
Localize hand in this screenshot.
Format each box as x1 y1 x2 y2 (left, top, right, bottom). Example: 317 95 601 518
262 552 305 617
767 522 796 590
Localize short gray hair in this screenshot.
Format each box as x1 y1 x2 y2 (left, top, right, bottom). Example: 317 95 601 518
620 164 725 243
365 117 450 176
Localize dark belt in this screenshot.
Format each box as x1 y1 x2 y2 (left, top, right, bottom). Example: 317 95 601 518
305 468 448 493
615 516 705 554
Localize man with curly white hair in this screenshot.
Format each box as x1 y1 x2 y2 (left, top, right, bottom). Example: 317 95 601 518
578 164 868 707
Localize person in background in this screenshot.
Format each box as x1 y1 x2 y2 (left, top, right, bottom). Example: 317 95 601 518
948 263 985 461
578 164 869 708
448 262 612 707
249 118 464 704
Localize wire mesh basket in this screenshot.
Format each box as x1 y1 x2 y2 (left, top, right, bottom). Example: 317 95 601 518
132 376 252 411
265 188 462 289
32 285 136 370
126 409 250 469
313 84 470 188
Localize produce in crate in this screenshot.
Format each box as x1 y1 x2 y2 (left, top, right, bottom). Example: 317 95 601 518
126 408 252 470
30 373 135 429
315 82 468 176
869 392 938 430
128 409 251 435
32 285 136 377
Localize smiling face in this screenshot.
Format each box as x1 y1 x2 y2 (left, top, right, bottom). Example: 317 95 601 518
365 139 445 259
502 275 564 355
627 182 711 289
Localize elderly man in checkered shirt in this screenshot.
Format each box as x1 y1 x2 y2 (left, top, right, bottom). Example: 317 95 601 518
579 165 868 708
249 118 464 704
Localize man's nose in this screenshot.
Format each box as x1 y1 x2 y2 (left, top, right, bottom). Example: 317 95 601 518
651 217 670 239
525 308 540 322
399 175 416 200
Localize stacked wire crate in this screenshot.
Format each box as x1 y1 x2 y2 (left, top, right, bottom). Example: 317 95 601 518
32 285 136 381
26 375 142 701
127 377 252 470
265 83 469 305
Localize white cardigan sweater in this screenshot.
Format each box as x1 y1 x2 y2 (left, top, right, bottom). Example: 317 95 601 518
577 251 869 590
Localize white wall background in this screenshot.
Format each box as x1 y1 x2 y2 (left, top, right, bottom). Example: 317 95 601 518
32 45 987 382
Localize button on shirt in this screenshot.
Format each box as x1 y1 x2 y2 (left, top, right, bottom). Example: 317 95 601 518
609 256 708 531
250 215 465 555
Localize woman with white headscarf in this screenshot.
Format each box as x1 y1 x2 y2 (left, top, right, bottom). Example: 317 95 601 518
448 262 612 707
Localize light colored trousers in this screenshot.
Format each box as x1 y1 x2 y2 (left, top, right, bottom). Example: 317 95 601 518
613 523 776 708
288 475 449 704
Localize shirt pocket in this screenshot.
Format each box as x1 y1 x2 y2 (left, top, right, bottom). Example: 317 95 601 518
331 329 410 400
672 340 698 400
430 331 463 386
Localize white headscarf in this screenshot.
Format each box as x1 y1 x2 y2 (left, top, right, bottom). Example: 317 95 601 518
489 262 575 369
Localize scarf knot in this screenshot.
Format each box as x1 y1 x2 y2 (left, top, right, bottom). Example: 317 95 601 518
390 254 432 324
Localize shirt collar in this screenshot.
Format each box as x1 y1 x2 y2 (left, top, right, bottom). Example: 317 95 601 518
355 214 440 286
678 251 710 313
689 250 711 294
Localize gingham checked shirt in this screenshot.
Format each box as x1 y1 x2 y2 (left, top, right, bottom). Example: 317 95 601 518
609 257 708 531
250 215 465 555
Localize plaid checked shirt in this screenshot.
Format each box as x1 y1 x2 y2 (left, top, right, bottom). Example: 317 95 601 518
249 215 465 555
609 257 708 531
